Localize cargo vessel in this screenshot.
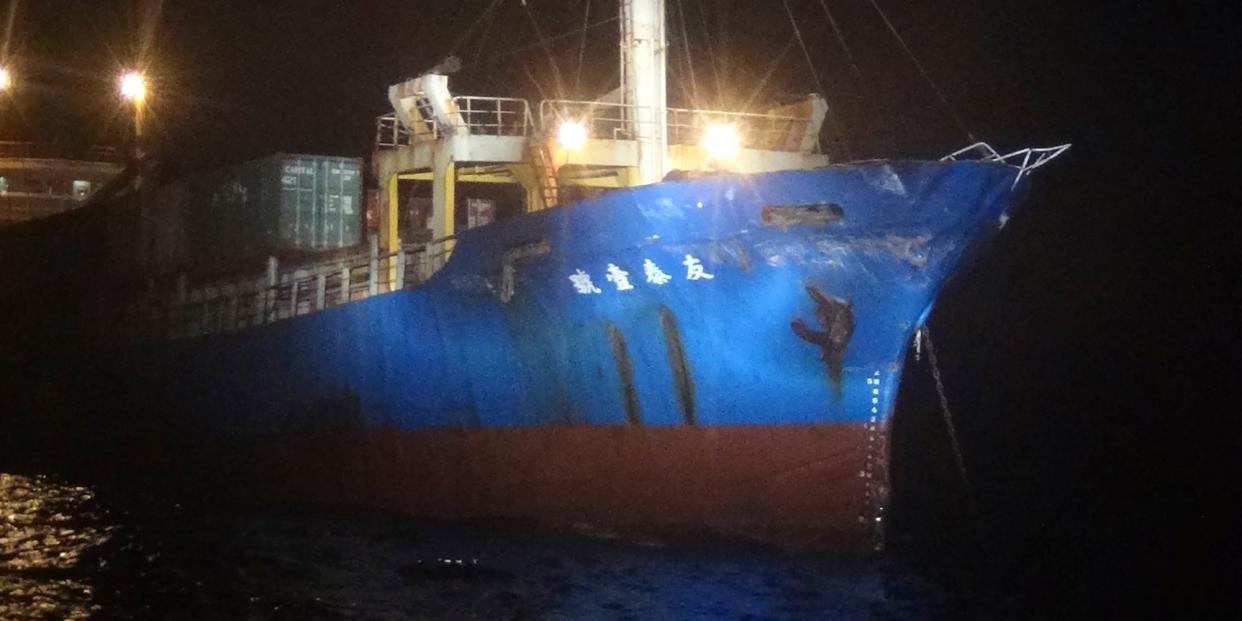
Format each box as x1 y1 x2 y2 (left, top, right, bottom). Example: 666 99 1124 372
1 1 1067 551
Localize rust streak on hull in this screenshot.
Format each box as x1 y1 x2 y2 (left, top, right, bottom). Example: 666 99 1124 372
605 323 642 425
659 305 697 425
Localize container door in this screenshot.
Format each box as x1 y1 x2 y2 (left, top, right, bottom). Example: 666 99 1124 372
279 160 299 247
279 156 318 249
339 160 361 248
322 159 342 248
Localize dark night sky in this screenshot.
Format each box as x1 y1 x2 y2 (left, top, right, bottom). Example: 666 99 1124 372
1 0 1232 613
3 1 1223 168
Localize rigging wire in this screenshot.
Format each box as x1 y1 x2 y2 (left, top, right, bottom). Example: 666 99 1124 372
573 0 591 94
739 36 798 113
779 0 850 159
693 0 726 109
866 0 977 143
817 0 893 156
663 2 691 106
518 57 555 107
466 15 619 69
469 0 502 69
447 0 505 59
672 0 701 107
817 0 864 87
520 0 567 97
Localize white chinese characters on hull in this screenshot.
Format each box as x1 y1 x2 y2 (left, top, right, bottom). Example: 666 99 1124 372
569 255 716 295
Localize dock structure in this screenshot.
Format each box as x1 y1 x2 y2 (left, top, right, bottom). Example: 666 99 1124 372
372 0 829 258
0 141 123 225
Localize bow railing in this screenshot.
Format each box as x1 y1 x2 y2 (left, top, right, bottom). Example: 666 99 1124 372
941 142 1072 188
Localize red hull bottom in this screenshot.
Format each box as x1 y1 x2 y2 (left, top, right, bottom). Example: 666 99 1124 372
215 424 889 552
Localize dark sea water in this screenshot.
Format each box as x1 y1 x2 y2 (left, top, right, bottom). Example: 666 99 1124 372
0 471 1020 621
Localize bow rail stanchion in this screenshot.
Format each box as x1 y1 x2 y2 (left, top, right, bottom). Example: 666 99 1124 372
941 142 1072 188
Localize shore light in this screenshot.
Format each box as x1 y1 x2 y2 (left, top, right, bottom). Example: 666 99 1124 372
0 67 10 90
557 120 588 151
120 71 146 103
702 123 740 160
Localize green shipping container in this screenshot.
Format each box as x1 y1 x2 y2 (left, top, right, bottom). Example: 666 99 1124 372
278 155 362 249
186 154 362 274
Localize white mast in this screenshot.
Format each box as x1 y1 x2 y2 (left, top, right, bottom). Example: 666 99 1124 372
620 0 668 184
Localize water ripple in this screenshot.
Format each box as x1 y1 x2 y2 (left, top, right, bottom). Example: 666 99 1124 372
2 471 977 620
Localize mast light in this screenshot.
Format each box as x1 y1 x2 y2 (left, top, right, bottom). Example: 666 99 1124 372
703 123 741 160
557 121 588 151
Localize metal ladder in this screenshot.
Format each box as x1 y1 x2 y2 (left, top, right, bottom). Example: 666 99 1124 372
525 135 559 210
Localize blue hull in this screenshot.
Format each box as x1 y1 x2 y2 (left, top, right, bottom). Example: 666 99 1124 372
113 159 1024 549
154 159 1020 432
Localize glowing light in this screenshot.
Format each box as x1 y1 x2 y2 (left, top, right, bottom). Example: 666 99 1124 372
119 71 146 103
0 67 10 90
702 123 740 160
557 121 588 151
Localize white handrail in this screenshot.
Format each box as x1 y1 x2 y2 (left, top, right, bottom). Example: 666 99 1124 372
381 96 819 153
376 96 533 150
118 235 459 342
941 142 1071 188
538 99 817 152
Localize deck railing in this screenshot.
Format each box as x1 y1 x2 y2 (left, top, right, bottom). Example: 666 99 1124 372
537 99 816 151
375 96 531 148
374 113 414 148
114 236 455 342
379 97 817 153
454 96 532 137
538 99 640 141
666 107 814 152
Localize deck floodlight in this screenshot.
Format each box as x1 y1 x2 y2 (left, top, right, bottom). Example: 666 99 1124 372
703 123 740 160
120 71 147 103
0 67 10 90
557 120 588 151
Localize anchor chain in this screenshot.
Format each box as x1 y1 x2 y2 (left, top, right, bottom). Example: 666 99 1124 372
920 326 989 556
